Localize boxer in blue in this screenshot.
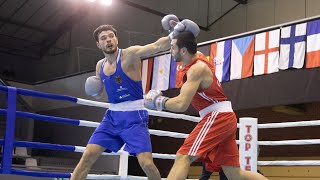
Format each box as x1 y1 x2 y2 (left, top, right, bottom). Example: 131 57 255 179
70 15 199 180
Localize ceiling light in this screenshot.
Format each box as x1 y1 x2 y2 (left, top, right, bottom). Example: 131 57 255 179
101 0 112 6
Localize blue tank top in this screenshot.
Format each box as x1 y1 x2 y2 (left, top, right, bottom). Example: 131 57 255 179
100 49 143 104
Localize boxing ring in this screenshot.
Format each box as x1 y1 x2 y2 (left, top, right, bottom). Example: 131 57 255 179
1 85 320 179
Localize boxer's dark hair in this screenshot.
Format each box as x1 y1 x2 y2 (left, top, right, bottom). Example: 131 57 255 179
173 32 197 54
93 24 117 42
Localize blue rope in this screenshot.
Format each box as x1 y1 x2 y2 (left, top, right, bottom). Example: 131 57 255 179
0 85 77 103
11 168 71 178
0 109 80 126
13 140 76 152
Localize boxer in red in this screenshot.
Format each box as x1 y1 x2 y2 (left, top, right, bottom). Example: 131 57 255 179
144 31 268 180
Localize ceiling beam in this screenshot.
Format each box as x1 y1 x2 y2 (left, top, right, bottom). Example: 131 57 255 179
0 33 39 45
207 3 241 28
0 17 48 33
118 0 209 31
233 0 248 4
0 49 40 60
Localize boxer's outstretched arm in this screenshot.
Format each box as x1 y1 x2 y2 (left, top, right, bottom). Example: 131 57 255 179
126 36 171 60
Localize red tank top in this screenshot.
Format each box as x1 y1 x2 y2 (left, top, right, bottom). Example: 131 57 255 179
176 53 227 111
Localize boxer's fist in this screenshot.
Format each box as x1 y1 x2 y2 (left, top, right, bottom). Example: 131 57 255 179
162 14 180 32
85 76 103 97
144 90 168 111
173 19 200 37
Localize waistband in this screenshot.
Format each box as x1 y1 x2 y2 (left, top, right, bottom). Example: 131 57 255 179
109 99 146 111
199 101 233 118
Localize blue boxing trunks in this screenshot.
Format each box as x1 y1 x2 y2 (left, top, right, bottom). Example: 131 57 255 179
88 100 151 155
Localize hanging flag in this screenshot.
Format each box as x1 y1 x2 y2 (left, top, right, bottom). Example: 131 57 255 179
151 54 171 91
210 40 231 82
279 23 306 69
169 56 179 88
141 58 153 94
230 35 254 80
254 29 280 75
306 19 320 68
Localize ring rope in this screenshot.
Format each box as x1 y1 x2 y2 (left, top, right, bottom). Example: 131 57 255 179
0 86 201 123
3 108 320 146
3 86 320 128
1 85 320 178
258 161 320 166
258 139 320 146
258 120 320 129
0 109 188 138
0 139 177 159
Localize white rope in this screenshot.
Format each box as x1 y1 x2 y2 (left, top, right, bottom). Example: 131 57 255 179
77 122 320 147
127 176 197 180
127 176 158 180
258 139 320 146
86 174 121 179
258 160 320 166
77 98 320 130
147 109 200 122
74 173 199 180
79 116 189 139
127 176 149 180
74 146 119 156
152 153 176 160
77 121 320 147
77 98 109 108
80 119 189 139
149 129 188 138
75 146 176 160
258 120 320 129
77 98 200 123
79 120 99 127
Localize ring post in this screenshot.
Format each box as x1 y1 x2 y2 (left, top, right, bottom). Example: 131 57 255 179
239 117 258 172
118 150 129 179
1 87 17 174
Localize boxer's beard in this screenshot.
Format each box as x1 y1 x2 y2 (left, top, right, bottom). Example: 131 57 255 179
105 48 117 54
104 45 117 54
173 53 182 62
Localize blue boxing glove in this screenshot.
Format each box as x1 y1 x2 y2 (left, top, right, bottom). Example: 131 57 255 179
170 19 200 39
85 76 103 98
144 90 169 111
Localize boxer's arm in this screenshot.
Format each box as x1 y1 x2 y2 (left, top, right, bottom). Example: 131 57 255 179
95 60 103 78
164 63 205 112
126 36 171 60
